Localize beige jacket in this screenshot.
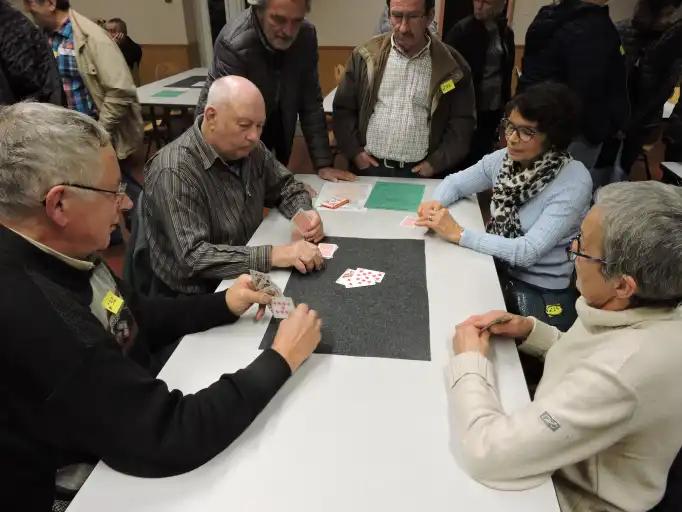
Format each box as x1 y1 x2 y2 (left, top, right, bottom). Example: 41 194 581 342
70 10 142 160
450 297 682 511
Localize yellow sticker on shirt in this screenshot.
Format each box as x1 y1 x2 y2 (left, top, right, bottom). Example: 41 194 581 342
440 79 456 94
546 304 563 317
620 45 625 56
102 291 124 315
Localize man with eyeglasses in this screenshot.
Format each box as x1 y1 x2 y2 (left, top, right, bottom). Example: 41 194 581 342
450 181 682 512
334 0 476 178
196 0 355 184
0 102 323 512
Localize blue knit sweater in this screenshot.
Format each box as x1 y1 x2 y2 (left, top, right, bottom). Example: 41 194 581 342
433 148 593 290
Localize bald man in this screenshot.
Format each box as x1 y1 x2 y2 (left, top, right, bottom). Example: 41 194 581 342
144 76 325 296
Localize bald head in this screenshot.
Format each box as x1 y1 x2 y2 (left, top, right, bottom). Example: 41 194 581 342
206 76 265 113
201 76 267 161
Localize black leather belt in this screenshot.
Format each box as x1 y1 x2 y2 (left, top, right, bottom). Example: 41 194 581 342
379 158 420 169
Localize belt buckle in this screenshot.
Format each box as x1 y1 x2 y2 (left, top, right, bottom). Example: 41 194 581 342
383 158 394 169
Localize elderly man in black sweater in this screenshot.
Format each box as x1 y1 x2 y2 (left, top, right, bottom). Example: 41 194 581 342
0 102 322 512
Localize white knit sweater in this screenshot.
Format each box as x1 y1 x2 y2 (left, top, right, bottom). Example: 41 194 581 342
449 297 682 511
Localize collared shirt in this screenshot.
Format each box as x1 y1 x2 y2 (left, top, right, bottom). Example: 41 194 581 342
479 21 504 112
49 18 97 118
365 35 432 163
144 116 312 295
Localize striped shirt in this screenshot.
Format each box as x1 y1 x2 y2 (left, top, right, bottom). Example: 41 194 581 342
143 116 312 295
49 18 97 118
365 35 432 163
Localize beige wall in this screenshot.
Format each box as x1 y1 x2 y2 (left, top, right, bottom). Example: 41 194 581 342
307 0 444 47
512 0 638 45
69 0 189 45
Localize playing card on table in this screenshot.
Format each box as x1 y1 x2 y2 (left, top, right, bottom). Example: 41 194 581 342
400 216 418 228
321 196 350 209
318 243 339 259
355 267 385 284
270 296 295 319
336 268 356 287
292 209 313 234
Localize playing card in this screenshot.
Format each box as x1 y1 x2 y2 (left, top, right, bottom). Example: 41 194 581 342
292 209 313 234
250 270 271 290
270 296 295 319
318 243 339 259
355 267 385 284
262 282 282 297
347 272 376 288
400 216 418 228
336 268 356 287
321 196 350 209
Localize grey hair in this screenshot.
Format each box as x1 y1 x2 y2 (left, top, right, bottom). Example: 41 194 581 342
248 0 312 12
595 181 682 306
0 102 110 219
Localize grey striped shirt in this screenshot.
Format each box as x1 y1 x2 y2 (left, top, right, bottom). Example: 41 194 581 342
143 117 312 295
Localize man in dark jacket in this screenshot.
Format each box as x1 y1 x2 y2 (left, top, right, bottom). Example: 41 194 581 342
0 101 323 512
333 0 476 178
445 0 515 166
617 0 682 174
518 0 627 171
0 0 62 105
105 17 143 75
197 0 354 183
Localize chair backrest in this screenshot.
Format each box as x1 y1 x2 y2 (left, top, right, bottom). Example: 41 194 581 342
123 192 153 295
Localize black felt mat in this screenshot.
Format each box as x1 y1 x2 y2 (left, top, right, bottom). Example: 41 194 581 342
165 76 207 88
259 237 430 361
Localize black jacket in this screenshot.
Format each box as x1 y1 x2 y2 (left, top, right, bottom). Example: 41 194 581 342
518 0 627 144
618 18 682 133
0 0 62 105
196 7 332 169
445 15 515 112
0 226 291 512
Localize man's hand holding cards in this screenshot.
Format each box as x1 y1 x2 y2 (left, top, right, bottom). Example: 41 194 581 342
250 270 296 319
292 208 325 243
225 274 276 321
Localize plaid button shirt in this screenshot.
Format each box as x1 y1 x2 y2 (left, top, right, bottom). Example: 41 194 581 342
49 19 97 118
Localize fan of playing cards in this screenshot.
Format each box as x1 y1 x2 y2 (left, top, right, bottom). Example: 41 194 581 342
250 270 295 319
336 268 385 288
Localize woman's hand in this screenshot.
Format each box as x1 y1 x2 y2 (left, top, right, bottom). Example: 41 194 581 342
416 208 464 244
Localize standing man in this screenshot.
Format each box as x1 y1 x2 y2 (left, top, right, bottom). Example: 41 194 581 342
445 0 515 166
0 0 62 105
518 0 627 172
145 76 325 297
197 0 354 183
23 0 143 180
333 0 476 178
105 17 143 80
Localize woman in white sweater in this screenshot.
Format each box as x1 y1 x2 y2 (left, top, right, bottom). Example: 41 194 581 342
449 181 682 511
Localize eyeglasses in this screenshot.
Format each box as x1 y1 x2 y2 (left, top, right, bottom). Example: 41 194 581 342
501 118 538 143
389 12 427 25
566 234 607 265
43 181 128 204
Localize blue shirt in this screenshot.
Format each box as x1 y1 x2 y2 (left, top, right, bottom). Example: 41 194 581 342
433 148 593 289
49 18 97 118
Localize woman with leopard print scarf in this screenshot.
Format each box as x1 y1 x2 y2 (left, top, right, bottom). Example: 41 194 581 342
416 83 593 331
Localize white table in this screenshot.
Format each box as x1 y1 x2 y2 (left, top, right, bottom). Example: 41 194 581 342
136 67 208 107
323 86 337 114
68 176 559 512
662 162 682 185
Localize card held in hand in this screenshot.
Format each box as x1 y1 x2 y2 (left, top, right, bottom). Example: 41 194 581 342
270 296 295 319
292 208 313 234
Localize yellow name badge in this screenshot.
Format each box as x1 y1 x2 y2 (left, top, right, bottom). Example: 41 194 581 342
440 79 456 95
546 304 563 318
102 291 125 315
620 45 626 56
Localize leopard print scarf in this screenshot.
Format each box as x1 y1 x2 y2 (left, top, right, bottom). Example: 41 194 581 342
487 151 571 238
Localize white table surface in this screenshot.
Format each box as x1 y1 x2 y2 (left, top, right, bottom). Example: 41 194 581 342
662 161 682 179
323 86 337 114
136 67 208 107
68 176 559 512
